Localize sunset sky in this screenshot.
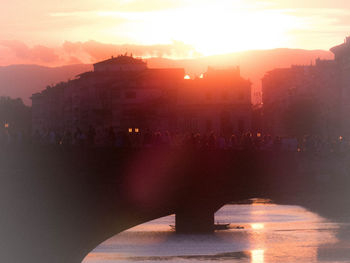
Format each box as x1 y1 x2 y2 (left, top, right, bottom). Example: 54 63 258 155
1 0 350 66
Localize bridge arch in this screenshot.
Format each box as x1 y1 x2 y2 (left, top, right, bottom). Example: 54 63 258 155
1 147 349 263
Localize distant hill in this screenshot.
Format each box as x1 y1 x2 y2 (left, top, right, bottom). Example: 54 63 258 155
0 64 93 105
0 49 333 105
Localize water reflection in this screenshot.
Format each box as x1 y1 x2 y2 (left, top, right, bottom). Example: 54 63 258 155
84 204 344 263
251 250 264 263
251 223 264 230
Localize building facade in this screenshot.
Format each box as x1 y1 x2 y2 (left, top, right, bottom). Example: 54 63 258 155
330 37 350 136
32 55 252 136
261 38 350 138
179 67 251 134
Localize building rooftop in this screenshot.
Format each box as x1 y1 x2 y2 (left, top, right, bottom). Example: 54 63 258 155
330 36 350 59
93 54 147 66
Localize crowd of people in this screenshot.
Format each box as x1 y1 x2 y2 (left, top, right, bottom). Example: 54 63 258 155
1 126 349 153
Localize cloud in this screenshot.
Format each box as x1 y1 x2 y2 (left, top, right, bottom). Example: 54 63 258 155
0 40 199 66
0 40 60 64
62 40 199 60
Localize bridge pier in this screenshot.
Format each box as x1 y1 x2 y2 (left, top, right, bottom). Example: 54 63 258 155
175 207 215 234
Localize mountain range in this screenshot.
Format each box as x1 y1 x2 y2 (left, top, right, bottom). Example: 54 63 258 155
0 48 333 105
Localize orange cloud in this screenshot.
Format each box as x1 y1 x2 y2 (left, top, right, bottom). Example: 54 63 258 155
0 40 61 65
0 40 198 66
62 40 199 61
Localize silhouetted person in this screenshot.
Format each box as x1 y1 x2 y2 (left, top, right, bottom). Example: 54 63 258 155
243 132 253 151
107 127 116 146
229 134 237 150
199 134 208 150
48 129 56 145
262 135 273 151
32 130 41 145
185 133 197 149
55 131 62 145
253 134 261 151
218 134 226 149
273 136 282 152
143 129 153 147
208 132 216 149
162 131 171 146
73 128 82 146
62 130 72 146
87 126 96 147
0 129 5 148
154 132 162 146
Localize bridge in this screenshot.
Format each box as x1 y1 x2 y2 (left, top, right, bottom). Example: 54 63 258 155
0 146 349 263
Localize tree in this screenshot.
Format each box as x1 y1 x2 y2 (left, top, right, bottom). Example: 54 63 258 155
0 96 31 132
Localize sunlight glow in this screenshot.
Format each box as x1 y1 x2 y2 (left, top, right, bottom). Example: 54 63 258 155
184 75 191 80
251 249 265 263
109 2 303 56
5 0 350 62
251 223 265 230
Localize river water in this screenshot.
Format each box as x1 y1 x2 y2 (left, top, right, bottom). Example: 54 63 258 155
83 202 350 263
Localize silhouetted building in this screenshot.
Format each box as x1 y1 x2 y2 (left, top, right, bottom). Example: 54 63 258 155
31 83 65 133
179 67 251 134
31 55 252 135
261 38 350 138
330 36 350 136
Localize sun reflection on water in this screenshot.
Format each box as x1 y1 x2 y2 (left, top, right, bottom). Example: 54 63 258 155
251 249 265 263
251 223 265 230
83 204 342 263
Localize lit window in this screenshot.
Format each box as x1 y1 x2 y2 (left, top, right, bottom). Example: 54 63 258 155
128 128 133 133
4 123 9 128
135 128 139 133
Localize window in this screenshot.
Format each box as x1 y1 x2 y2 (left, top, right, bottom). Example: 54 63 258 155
125 91 137 99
